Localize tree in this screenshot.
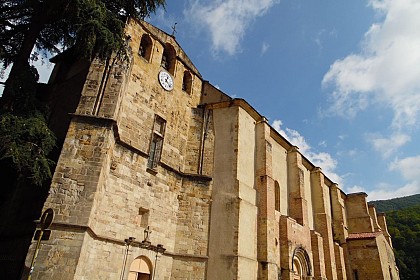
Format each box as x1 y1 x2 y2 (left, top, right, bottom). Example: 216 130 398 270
0 1 165 278
0 0 166 185
386 205 420 280
1 0 166 106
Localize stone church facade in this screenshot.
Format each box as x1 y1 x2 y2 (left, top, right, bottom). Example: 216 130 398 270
24 19 399 280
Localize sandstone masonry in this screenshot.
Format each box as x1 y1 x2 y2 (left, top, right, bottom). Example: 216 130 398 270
23 19 399 280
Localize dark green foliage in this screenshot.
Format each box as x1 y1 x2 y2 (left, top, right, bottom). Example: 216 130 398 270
0 0 166 69
73 1 125 61
0 1 165 278
0 0 166 186
0 113 56 186
0 64 56 186
371 194 420 279
370 194 420 212
1 0 166 108
386 205 420 280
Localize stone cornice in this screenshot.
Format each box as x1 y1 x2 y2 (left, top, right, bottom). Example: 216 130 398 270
47 222 208 260
70 114 212 183
203 99 341 192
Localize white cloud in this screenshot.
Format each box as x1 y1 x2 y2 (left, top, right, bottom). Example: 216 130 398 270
272 119 342 185
366 132 411 158
347 149 358 157
348 182 419 201
390 155 420 181
336 148 358 158
261 41 270 56
338 135 347 140
354 155 420 200
367 182 419 201
186 0 280 55
346 185 365 193
318 140 327 148
313 29 326 51
271 119 283 131
322 0 420 129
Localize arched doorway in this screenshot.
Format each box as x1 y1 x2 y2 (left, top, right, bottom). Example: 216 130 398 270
291 246 312 280
128 256 152 280
293 258 303 280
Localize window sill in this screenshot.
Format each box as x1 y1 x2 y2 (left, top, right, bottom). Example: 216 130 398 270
138 55 150 63
146 167 158 175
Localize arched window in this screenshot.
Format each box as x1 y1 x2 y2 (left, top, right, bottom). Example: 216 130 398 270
139 34 153 62
161 43 176 74
182 71 192 93
275 181 280 212
128 256 153 280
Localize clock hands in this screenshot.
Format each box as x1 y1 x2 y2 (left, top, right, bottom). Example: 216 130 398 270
158 71 173 90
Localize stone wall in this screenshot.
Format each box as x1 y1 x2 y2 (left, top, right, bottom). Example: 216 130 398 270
204 99 399 280
207 106 243 280
25 18 213 280
347 236 384 279
346 193 374 234
23 19 399 280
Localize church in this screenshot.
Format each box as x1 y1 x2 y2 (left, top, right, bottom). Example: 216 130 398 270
24 18 399 280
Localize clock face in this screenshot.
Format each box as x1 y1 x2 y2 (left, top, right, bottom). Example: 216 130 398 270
158 70 174 91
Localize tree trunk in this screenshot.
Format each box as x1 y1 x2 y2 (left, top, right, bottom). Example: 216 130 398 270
0 0 76 111
0 12 45 111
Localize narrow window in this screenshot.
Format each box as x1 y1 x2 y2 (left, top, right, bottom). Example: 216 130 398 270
147 116 166 169
182 71 192 93
138 207 149 228
353 270 359 280
161 43 176 74
161 53 168 69
139 34 152 61
275 181 280 212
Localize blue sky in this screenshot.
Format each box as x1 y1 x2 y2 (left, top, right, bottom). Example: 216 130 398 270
147 0 420 201
2 0 420 200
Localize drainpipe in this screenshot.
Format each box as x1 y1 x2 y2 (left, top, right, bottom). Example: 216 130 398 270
198 105 211 174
